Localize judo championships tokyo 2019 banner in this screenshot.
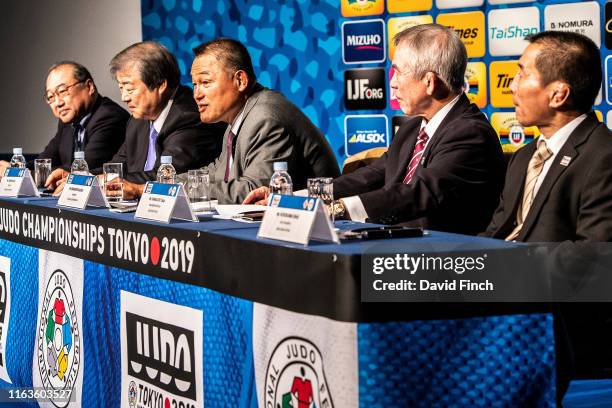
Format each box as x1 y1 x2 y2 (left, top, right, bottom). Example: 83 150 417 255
0 237 556 407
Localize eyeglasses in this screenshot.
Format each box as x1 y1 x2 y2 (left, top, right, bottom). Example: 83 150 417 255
44 81 85 104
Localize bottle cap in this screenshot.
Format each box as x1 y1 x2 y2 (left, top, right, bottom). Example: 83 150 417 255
161 156 172 164
74 151 85 159
13 148 22 155
273 161 288 171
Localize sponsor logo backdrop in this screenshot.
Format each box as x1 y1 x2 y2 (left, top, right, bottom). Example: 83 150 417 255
141 0 612 162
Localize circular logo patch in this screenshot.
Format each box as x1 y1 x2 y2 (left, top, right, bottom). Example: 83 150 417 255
37 269 80 407
265 337 333 408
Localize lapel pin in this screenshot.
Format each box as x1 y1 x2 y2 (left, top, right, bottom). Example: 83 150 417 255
560 156 572 166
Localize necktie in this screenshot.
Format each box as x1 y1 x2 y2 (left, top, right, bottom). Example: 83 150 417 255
403 128 429 184
224 129 236 183
144 124 159 172
506 138 553 241
72 122 84 154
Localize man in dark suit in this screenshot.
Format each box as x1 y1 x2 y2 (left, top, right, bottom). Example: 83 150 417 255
0 61 128 173
120 38 338 203
107 41 224 183
245 24 504 235
481 31 612 402
47 42 224 190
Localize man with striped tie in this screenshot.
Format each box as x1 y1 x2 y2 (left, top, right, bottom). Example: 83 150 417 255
330 24 504 235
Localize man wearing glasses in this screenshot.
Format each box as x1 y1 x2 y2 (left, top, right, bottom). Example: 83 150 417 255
0 61 129 173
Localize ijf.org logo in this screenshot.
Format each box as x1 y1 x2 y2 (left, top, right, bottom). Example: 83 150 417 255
344 68 386 110
344 115 389 156
342 19 385 64
37 269 80 408
265 337 333 408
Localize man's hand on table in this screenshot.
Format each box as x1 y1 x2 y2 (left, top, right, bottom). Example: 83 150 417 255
45 168 69 196
243 186 270 205
122 180 145 200
0 160 9 179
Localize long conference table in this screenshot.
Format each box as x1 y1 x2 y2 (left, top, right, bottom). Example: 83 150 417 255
0 196 556 407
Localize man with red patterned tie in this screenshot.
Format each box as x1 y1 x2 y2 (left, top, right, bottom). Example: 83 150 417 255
245 24 504 235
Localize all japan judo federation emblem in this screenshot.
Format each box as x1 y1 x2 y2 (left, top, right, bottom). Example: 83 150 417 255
265 337 333 408
37 269 80 407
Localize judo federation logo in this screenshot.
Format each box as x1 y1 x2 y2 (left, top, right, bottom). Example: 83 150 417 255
265 337 333 408
37 269 80 407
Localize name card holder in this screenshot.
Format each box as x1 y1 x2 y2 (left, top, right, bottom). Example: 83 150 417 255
135 182 197 223
257 194 339 245
0 168 39 197
57 174 107 209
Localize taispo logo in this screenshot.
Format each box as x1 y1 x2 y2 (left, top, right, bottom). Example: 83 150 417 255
126 312 196 399
488 7 540 56
345 115 388 156
344 68 386 110
342 19 386 64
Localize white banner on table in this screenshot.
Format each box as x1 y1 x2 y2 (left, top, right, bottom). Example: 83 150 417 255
57 174 107 210
257 194 339 245
0 256 12 383
0 168 39 198
135 182 197 223
253 303 358 408
120 291 203 408
33 250 84 408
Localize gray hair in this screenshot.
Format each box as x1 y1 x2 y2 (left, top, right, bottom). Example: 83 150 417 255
109 41 180 90
393 24 467 94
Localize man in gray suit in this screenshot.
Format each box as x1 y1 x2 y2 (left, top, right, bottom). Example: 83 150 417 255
123 38 339 203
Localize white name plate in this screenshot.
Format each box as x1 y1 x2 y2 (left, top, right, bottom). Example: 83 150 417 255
57 174 106 209
0 168 39 197
257 194 339 245
135 182 197 223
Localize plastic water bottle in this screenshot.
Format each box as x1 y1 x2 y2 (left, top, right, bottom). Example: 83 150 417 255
157 156 176 184
70 151 89 174
269 161 293 195
10 148 26 168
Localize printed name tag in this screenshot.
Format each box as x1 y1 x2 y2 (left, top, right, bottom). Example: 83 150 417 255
135 182 197 223
57 174 106 209
0 168 39 197
257 194 339 245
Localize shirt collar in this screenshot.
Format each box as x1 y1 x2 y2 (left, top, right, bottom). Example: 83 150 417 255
539 114 587 155
420 93 462 137
230 104 247 135
151 89 177 133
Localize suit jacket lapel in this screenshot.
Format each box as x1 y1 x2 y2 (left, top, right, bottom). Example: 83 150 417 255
421 94 470 164
134 119 152 170
232 83 264 159
518 114 598 240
